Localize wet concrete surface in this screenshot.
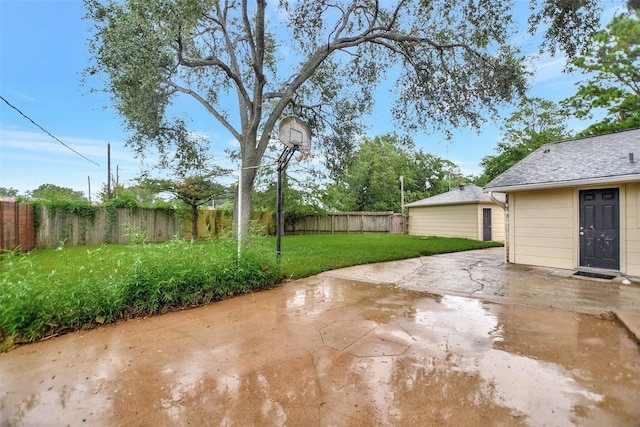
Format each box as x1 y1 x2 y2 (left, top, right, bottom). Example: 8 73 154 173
323 248 640 316
2 248 640 426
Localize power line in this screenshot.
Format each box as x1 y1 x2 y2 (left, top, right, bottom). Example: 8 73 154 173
0 95 100 166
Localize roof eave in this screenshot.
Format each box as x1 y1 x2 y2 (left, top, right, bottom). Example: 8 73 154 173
484 173 640 193
406 199 494 208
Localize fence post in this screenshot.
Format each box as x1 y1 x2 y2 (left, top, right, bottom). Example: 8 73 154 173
0 201 36 252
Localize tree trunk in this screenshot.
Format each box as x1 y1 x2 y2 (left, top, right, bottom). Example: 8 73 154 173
236 164 257 240
191 204 198 243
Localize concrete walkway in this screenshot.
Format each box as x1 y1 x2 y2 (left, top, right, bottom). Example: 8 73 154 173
321 247 640 341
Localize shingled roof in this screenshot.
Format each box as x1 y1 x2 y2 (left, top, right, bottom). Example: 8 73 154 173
404 184 504 207
484 128 640 192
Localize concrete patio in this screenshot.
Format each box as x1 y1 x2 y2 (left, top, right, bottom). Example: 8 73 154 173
2 248 639 426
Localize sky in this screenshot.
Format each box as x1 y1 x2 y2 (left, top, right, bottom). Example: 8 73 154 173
0 0 621 200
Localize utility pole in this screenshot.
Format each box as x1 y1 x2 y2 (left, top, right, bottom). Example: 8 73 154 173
107 143 112 199
115 165 120 197
400 175 405 234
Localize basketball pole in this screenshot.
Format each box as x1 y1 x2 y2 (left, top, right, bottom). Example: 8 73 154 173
237 115 310 264
237 164 242 263
276 145 297 263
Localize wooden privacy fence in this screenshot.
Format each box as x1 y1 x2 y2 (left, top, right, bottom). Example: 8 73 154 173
36 206 181 248
1 201 36 252
186 210 276 239
20 207 275 248
285 212 405 235
0 202 406 252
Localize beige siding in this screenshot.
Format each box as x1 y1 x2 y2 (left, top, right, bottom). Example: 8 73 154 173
510 188 575 269
476 203 505 243
508 182 640 276
492 203 505 242
627 183 640 276
408 204 479 240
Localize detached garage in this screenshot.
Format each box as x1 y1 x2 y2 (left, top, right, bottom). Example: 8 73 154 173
484 128 640 277
405 184 505 242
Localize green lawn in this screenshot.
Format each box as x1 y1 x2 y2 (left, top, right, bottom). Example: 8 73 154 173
0 234 501 350
277 234 501 278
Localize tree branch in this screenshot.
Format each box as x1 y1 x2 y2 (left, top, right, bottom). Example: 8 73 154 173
168 82 242 142
175 35 252 107
216 1 251 130
247 0 268 138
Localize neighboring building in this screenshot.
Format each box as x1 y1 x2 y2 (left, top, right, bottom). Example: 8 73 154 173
485 128 640 277
404 184 505 242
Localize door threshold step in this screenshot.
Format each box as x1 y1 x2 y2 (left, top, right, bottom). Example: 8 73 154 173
573 271 617 280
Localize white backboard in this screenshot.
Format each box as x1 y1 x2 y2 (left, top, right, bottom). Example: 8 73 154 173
278 116 311 153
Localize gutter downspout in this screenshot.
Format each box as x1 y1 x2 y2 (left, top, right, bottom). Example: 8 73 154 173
488 191 506 209
489 191 509 264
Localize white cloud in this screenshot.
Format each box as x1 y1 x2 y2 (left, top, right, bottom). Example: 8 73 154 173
0 128 148 195
530 53 568 84
9 90 38 103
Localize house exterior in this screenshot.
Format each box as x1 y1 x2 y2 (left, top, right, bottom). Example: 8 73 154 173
484 128 640 277
404 184 505 242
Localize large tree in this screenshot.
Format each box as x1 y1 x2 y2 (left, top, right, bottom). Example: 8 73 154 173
138 119 231 241
0 187 20 198
84 0 602 233
478 97 569 184
145 174 229 242
324 134 466 212
562 10 640 136
28 184 86 201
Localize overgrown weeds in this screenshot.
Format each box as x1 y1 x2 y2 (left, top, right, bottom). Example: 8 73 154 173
0 236 280 348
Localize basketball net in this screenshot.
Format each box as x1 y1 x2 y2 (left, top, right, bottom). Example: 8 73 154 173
295 150 311 162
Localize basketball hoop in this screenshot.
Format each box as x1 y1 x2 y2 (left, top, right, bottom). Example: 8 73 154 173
278 116 311 154
275 116 312 263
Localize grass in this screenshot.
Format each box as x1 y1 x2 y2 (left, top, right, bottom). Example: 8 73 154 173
278 234 501 278
0 234 501 350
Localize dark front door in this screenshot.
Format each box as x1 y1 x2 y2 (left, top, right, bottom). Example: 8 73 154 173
482 208 492 241
579 188 620 270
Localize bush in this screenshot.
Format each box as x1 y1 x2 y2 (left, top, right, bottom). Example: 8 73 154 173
284 205 326 224
120 237 280 315
104 194 139 209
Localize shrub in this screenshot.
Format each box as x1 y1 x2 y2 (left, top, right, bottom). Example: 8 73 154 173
121 236 280 315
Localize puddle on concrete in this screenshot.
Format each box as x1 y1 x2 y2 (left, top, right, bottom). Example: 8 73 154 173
1 277 639 426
